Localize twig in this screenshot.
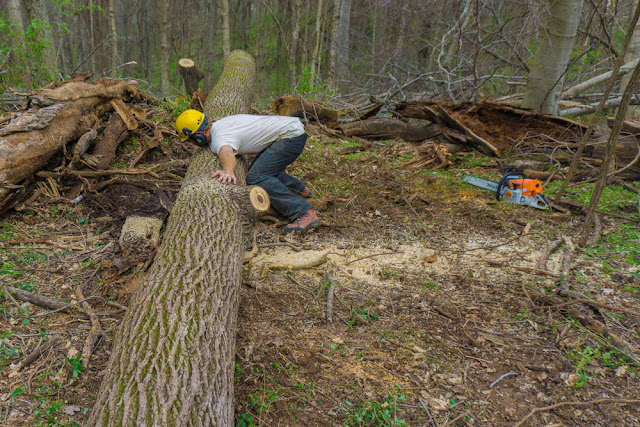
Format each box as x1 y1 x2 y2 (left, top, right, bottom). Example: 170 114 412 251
346 251 402 265
448 234 532 253
75 287 103 369
324 267 335 323
418 398 437 427
440 412 470 427
559 235 575 279
489 372 518 388
514 398 640 427
534 297 640 318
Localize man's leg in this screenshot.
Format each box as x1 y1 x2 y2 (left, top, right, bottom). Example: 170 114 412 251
246 134 311 220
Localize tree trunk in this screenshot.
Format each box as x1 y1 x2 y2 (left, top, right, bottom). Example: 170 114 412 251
522 0 583 114
205 1 218 93
310 0 324 81
7 0 32 87
289 0 303 89
620 0 640 118
160 0 170 92
221 0 231 59
109 0 118 78
89 50 256 426
336 0 352 83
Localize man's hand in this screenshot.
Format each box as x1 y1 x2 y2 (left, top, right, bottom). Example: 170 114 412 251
213 145 237 184
212 169 237 184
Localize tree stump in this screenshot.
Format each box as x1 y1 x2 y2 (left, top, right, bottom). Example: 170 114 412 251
89 50 257 426
179 58 205 97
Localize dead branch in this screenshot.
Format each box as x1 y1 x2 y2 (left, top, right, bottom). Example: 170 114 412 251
75 287 103 369
324 267 335 323
536 238 563 270
18 339 58 371
267 251 329 270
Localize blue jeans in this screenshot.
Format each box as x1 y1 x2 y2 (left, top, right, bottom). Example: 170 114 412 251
246 133 311 220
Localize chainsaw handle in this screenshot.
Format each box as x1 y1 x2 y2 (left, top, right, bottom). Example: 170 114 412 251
496 171 527 201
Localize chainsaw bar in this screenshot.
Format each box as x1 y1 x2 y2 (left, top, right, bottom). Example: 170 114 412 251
463 175 550 210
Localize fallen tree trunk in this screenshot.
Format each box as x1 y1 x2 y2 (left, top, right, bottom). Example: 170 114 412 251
0 80 139 212
558 96 640 117
89 50 256 426
561 58 639 99
339 118 439 142
272 95 339 127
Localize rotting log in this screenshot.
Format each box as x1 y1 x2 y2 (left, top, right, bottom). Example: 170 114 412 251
272 94 339 127
0 80 139 212
89 50 257 426
339 118 439 142
179 58 205 96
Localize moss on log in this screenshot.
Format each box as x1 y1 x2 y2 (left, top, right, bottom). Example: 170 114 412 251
89 50 256 426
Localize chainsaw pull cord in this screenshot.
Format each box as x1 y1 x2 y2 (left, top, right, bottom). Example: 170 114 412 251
496 171 527 201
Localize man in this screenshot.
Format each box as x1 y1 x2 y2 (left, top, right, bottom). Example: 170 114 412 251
175 109 320 235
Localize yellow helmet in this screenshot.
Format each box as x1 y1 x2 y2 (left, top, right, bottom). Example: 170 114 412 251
175 109 207 142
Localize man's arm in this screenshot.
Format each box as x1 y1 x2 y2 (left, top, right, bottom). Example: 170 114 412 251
212 145 237 184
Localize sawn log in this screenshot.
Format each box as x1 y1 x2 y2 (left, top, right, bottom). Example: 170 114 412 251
89 50 258 426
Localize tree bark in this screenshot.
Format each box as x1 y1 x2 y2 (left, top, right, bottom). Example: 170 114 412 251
522 0 583 114
24 0 58 77
0 80 139 213
7 0 32 87
89 50 256 426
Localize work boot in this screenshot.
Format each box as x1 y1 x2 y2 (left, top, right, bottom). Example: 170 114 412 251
283 209 320 235
301 187 312 199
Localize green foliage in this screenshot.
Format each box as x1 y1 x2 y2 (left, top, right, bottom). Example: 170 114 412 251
343 392 407 426
0 15 53 91
65 354 84 378
161 97 192 119
294 66 336 99
0 341 20 371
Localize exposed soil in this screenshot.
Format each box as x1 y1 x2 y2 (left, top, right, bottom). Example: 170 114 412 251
1 122 639 426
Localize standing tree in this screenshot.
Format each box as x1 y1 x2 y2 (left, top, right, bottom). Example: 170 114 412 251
336 0 352 83
89 50 256 426
522 0 584 114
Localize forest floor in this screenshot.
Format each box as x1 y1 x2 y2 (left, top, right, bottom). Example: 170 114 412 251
1 113 640 426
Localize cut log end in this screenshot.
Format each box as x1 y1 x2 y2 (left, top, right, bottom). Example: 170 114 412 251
178 58 196 68
249 186 270 212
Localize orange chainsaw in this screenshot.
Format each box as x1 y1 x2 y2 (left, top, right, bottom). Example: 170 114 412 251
463 170 550 210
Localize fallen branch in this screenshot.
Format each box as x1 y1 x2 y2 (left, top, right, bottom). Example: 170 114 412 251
536 238 562 270
531 297 640 318
345 251 402 265
268 251 329 270
324 267 335 323
75 287 104 369
18 339 58 371
514 398 640 427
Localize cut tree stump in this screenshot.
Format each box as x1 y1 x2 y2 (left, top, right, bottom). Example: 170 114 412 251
119 216 164 264
178 58 205 96
89 50 257 426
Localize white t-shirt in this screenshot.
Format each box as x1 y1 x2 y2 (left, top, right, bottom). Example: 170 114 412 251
209 114 305 155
